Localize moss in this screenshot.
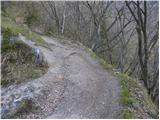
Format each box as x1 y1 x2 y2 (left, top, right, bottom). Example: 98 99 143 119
99 58 113 70
118 73 133 105
6 99 34 119
18 99 33 113
121 109 135 119
24 31 48 48
87 48 98 59
116 73 136 118
86 48 113 70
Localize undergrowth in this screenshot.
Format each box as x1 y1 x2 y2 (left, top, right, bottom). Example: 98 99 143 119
117 73 135 119
1 40 48 87
1 16 48 48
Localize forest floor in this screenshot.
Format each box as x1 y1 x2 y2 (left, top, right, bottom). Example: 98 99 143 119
1 35 122 119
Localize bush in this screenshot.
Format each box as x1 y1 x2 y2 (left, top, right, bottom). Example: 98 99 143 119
2 27 14 44
25 13 37 26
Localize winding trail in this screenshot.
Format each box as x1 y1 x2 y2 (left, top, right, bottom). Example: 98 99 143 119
1 35 122 119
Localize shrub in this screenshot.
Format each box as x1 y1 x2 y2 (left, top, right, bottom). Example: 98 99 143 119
25 13 37 26
2 27 13 43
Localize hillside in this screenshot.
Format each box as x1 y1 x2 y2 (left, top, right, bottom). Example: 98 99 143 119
1 1 159 119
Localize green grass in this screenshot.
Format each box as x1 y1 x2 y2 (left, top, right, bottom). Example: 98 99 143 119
2 17 26 35
24 31 48 48
86 48 113 70
116 73 135 118
1 17 48 48
117 73 134 106
117 72 158 118
121 109 135 119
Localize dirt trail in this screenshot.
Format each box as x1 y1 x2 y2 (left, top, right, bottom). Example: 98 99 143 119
1 35 122 119
42 36 122 119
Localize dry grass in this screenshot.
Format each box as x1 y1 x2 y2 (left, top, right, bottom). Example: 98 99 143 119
1 41 48 87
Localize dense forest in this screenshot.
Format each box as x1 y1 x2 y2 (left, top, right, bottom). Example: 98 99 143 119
1 1 159 119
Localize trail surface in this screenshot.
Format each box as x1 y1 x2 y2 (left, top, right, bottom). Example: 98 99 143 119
1 36 122 119
42 36 122 119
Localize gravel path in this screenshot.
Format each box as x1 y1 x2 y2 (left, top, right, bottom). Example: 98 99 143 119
1 35 122 119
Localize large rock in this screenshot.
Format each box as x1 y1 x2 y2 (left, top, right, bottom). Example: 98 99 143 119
33 48 44 65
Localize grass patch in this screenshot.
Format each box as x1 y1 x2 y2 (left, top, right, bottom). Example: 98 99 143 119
116 72 158 118
121 109 135 119
24 31 48 48
86 48 113 70
16 99 33 114
1 41 48 87
2 17 26 35
117 73 134 106
116 73 136 118
1 16 48 48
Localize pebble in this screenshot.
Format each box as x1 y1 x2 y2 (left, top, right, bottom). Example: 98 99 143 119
15 93 21 99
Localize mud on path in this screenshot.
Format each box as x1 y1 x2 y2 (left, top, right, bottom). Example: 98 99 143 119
1 35 122 119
